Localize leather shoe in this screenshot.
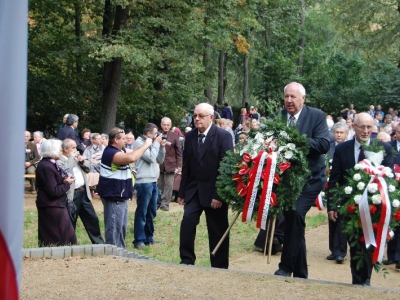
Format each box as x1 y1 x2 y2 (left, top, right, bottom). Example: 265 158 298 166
272 237 283 253
335 256 344 264
274 269 291 277
383 259 395 265
395 261 400 270
326 254 335 260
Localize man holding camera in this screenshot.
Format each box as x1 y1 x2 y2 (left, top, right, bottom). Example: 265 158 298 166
158 117 182 211
132 123 166 250
58 138 104 244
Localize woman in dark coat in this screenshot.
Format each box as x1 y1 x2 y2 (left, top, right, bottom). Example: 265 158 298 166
35 139 77 247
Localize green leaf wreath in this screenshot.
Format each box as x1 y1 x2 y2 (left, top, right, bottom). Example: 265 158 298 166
330 141 400 272
216 115 310 222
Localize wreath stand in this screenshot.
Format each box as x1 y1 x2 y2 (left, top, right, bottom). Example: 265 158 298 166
211 211 277 264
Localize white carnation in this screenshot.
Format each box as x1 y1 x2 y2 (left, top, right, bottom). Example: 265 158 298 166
357 182 365 190
387 172 394 178
284 151 293 160
354 195 362 204
353 173 361 181
393 199 400 208
320 191 325 198
372 194 382 204
344 186 353 194
279 131 289 139
368 183 378 194
266 131 274 136
287 143 296 150
354 164 362 170
389 185 396 192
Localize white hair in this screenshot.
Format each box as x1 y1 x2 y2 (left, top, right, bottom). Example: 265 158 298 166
41 139 62 158
284 82 306 96
195 103 214 115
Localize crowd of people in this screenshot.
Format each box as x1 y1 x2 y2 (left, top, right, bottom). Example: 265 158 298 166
24 85 400 287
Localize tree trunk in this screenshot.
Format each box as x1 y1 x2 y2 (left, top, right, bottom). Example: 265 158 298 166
74 1 81 74
203 40 213 103
217 51 225 105
100 3 129 133
243 55 248 106
297 0 306 75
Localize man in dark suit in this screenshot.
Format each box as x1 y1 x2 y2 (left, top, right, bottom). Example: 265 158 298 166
326 122 349 264
274 82 330 278
58 114 85 154
178 103 234 268
384 123 400 268
328 112 394 286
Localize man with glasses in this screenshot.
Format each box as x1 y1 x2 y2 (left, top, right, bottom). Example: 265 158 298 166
327 113 393 286
178 103 233 268
97 127 153 248
132 123 166 250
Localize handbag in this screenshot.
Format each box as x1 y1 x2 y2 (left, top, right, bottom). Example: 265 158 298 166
66 198 77 223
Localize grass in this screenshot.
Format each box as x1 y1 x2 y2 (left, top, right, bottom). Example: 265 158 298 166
24 207 328 267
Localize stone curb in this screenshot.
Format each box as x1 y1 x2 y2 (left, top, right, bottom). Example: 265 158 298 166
22 244 155 261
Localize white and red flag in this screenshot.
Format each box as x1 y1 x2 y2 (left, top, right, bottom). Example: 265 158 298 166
0 0 28 298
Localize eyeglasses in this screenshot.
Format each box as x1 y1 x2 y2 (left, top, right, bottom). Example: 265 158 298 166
193 114 211 119
354 124 373 131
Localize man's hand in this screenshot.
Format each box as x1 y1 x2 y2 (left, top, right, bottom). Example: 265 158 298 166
64 175 75 185
77 155 84 162
154 135 163 144
328 211 338 222
25 162 31 168
144 138 153 148
160 138 167 147
211 199 222 209
178 197 185 205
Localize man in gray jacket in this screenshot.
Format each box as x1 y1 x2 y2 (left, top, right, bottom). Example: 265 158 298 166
132 123 166 250
59 138 104 244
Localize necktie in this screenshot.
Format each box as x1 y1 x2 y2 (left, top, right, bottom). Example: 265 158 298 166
198 133 205 150
358 146 365 162
288 115 295 127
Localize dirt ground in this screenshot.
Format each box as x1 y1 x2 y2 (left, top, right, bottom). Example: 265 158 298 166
21 190 400 299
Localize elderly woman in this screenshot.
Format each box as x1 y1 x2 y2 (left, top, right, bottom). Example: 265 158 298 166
35 139 77 247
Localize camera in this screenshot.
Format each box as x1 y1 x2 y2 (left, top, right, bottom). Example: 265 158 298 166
162 134 168 140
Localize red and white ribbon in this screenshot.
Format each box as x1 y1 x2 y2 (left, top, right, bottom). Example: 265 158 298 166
257 151 277 229
316 192 324 211
359 176 376 249
242 151 267 223
394 164 400 181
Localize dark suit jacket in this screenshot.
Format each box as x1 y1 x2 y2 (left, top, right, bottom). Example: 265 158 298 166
35 159 71 208
282 105 330 192
327 139 394 210
178 123 233 207
390 140 400 165
327 132 336 160
58 126 85 154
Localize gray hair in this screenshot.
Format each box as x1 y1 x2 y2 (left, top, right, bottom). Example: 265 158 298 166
284 82 306 96
90 133 100 140
33 131 43 138
332 122 349 133
41 139 62 158
61 138 75 151
161 117 172 124
377 132 391 143
195 103 214 115
101 133 109 140
66 114 79 126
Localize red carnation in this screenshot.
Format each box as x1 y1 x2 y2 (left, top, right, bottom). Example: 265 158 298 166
242 153 251 163
325 182 329 189
394 211 400 222
360 236 365 243
270 192 277 206
347 204 356 214
279 162 291 173
238 165 249 175
372 223 379 231
325 169 330 174
236 183 247 197
273 174 281 184
370 205 377 214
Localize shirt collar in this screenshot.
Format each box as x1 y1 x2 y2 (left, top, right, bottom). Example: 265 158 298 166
199 122 213 136
287 108 303 121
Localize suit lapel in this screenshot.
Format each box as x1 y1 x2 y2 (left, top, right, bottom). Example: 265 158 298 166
295 106 307 132
347 139 356 167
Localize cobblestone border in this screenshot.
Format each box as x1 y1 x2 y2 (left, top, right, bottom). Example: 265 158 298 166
22 244 153 260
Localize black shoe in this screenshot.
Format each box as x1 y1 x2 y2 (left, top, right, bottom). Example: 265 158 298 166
395 261 400 270
383 259 395 265
326 254 335 260
272 237 283 253
144 240 160 246
134 242 146 250
335 256 344 264
274 269 291 277
363 279 371 286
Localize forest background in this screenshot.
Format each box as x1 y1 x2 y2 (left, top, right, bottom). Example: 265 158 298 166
27 0 400 136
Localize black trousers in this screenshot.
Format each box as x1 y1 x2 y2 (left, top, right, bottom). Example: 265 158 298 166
254 217 285 249
328 215 347 257
350 244 372 285
179 194 229 269
386 228 400 262
73 189 104 244
278 189 320 278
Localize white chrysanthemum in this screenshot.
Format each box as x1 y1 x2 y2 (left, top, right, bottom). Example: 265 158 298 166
354 195 361 204
393 199 400 208
353 173 361 181
372 194 382 204
344 186 352 194
387 172 394 178
278 146 286 152
368 183 378 194
279 131 289 139
266 131 274 136
284 151 293 160
389 185 396 192
354 164 362 170
287 143 296 150
357 182 365 190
